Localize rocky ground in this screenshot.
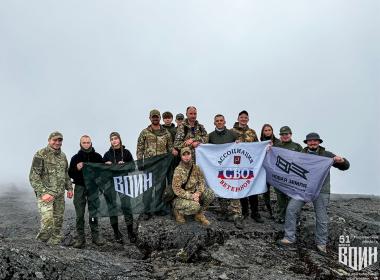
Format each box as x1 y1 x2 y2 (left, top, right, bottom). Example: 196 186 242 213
0 184 379 280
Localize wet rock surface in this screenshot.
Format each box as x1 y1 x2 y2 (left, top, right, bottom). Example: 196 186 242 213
0 185 379 279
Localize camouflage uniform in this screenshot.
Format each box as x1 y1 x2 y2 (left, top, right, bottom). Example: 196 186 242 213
230 122 262 219
172 161 214 215
174 119 208 162
230 122 258 143
136 125 173 160
162 123 180 190
29 144 73 243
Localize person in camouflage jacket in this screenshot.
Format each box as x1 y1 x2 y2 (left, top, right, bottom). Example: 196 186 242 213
230 110 263 223
174 106 207 162
136 109 173 160
172 147 214 225
29 131 73 245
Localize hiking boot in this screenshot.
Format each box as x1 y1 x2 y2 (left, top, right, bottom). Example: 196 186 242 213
140 213 152 221
73 235 86 249
176 248 188 262
233 215 244 229
277 238 295 249
194 212 210 226
36 232 50 242
154 210 167 216
48 229 63 246
47 236 62 246
92 234 105 246
251 213 264 223
113 229 124 244
226 214 235 222
316 245 327 255
173 209 186 224
127 224 137 243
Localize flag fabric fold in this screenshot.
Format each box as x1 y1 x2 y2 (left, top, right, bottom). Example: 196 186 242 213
83 154 173 217
263 147 333 202
195 141 270 199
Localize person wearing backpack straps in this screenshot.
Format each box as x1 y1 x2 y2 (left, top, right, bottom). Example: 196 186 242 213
172 147 215 225
173 106 208 163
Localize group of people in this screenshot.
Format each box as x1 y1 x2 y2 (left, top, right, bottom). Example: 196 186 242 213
29 106 349 255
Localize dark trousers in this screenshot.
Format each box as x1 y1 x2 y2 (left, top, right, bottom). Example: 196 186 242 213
275 189 289 220
263 184 273 213
240 194 259 216
73 185 98 236
110 214 133 238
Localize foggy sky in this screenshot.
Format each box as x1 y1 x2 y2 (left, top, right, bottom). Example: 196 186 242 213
0 1 379 195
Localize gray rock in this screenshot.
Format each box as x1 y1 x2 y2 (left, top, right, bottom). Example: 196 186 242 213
0 186 379 279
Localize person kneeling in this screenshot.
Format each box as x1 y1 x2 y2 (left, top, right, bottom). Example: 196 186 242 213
172 147 214 225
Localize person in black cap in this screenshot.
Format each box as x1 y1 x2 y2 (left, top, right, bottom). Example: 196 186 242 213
274 126 303 224
103 132 136 243
278 132 350 255
231 110 263 223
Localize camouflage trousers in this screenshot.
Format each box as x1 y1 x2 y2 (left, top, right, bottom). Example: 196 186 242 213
36 194 65 242
218 198 242 217
173 188 214 216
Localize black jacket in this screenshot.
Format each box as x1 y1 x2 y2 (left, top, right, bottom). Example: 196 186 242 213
163 123 177 142
103 145 134 164
68 148 103 186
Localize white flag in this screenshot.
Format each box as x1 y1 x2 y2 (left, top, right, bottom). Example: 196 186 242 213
196 141 270 199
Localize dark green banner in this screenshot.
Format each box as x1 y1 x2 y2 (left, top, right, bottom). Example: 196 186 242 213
83 154 173 217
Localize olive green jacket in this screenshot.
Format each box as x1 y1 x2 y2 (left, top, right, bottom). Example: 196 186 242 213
275 140 303 152
230 122 258 143
29 146 73 197
136 125 173 160
172 162 206 200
